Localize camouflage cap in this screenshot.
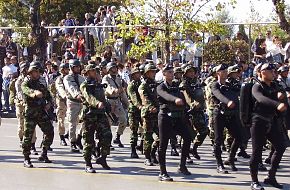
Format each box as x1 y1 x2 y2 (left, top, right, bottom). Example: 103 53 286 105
260 63 276 71
130 67 141 75
227 65 240 74
84 64 99 73
28 61 41 73
215 64 228 72
173 67 183 74
144 63 157 74
277 66 289 73
182 64 197 73
106 62 117 71
59 63 69 70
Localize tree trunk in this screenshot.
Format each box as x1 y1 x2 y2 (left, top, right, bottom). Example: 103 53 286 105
273 0 290 35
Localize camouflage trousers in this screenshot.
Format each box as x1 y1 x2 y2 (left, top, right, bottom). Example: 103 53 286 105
56 98 67 135
191 111 209 146
66 100 84 142
128 111 142 146
22 108 54 158
16 102 36 143
143 117 159 156
83 114 112 164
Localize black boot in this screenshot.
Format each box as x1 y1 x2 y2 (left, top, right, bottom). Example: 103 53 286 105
131 144 139 159
38 148 52 163
64 132 69 139
224 157 238 171
251 182 265 190
177 166 191 175
264 157 271 165
31 143 38 155
151 145 159 164
96 155 111 170
136 140 144 154
19 138 23 148
190 143 200 160
264 177 283 189
70 142 80 153
217 164 229 174
24 157 33 168
237 149 251 159
76 134 83 150
158 173 173 182
170 144 179 156
144 150 153 166
258 163 267 171
60 135 67 146
113 134 124 148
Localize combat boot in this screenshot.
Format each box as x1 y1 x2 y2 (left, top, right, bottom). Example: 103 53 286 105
158 173 173 182
38 148 52 163
60 135 67 146
96 155 111 170
113 134 124 148
217 165 229 174
64 132 69 139
131 144 139 159
258 163 267 171
24 157 33 168
70 142 80 153
190 143 200 160
144 150 154 166
76 134 83 150
85 162 96 173
251 182 265 190
264 177 283 189
237 149 251 159
224 158 238 171
31 143 38 155
177 166 191 175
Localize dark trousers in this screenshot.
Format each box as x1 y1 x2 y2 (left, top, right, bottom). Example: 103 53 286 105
158 112 191 175
250 115 286 182
213 109 242 165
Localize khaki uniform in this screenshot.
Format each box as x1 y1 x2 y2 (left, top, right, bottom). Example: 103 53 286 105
102 74 129 135
55 74 67 135
63 73 85 143
15 74 36 143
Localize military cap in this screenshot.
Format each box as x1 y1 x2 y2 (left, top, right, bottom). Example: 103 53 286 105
260 63 275 71
144 63 157 74
59 63 69 70
84 64 100 73
182 64 197 73
277 66 289 73
139 64 146 74
162 64 174 72
69 59 81 69
227 65 240 74
130 67 141 75
100 61 107 68
106 62 117 71
215 64 228 72
173 67 183 74
28 61 41 73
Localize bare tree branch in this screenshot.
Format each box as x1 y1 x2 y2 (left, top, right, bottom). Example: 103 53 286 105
190 0 211 20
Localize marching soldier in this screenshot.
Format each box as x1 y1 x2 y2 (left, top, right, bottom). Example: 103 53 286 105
15 62 37 154
138 63 159 166
180 64 208 160
102 62 129 148
63 59 85 152
21 61 54 168
127 67 143 158
55 63 70 146
80 64 112 173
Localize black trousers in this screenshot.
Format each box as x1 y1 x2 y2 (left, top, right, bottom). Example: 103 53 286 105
213 109 242 165
158 112 191 175
250 115 286 182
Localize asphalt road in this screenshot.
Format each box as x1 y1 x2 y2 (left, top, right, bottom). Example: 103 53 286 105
0 118 289 190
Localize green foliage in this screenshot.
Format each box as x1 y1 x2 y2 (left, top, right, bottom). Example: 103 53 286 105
203 40 249 65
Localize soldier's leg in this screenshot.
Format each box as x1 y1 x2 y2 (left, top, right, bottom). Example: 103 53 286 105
191 111 209 160
22 116 37 167
57 101 67 146
67 100 81 152
151 119 159 164
37 112 54 162
82 120 96 171
96 115 112 170
129 112 140 158
143 118 154 166
16 104 24 145
113 102 127 147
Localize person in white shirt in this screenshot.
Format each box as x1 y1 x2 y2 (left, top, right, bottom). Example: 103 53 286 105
2 57 18 111
155 58 164 83
268 36 286 63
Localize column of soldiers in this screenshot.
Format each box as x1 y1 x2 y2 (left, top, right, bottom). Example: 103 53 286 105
14 58 289 189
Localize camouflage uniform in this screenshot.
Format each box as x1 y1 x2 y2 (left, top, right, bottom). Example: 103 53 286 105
127 70 142 157
21 73 54 161
55 74 67 137
80 77 112 168
15 73 37 144
138 77 159 164
9 78 17 111
63 72 85 145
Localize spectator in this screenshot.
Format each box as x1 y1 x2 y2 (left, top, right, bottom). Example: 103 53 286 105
75 32 86 62
6 37 18 56
254 38 267 64
64 12 76 36
268 36 286 64
0 39 7 68
155 58 164 83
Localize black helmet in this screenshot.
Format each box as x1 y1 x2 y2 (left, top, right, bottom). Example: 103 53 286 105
59 63 69 71
106 62 117 71
69 59 81 69
182 64 197 73
28 61 41 73
144 63 157 74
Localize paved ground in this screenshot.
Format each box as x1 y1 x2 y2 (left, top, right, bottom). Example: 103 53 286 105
0 118 289 190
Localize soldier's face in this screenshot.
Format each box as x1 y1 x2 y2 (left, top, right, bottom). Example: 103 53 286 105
281 71 288 78
146 70 156 80
132 72 141 80
185 70 196 79
217 70 227 80
163 69 174 81
109 67 118 75
174 73 182 79
87 70 97 79
63 68 70 75
261 69 274 81
72 66 81 74
30 70 40 80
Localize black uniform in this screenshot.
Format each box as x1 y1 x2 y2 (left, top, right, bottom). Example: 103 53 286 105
250 81 286 184
157 81 192 177
211 79 242 171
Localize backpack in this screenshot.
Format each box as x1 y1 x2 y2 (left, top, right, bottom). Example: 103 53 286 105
239 77 261 127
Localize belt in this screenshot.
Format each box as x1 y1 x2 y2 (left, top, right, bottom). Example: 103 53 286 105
107 96 119 100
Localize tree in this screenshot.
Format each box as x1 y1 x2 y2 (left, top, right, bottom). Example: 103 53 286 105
214 9 235 38
273 0 290 34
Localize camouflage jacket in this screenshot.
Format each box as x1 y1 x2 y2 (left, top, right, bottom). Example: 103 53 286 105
21 76 53 109
127 79 142 113
138 78 159 118
204 76 217 110
80 79 107 120
9 78 17 106
180 78 205 111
